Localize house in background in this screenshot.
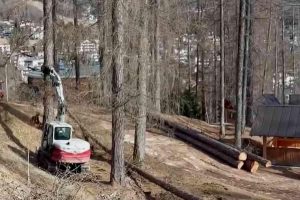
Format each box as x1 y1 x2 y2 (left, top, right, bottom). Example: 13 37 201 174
79 40 98 54
251 105 300 166
0 38 10 55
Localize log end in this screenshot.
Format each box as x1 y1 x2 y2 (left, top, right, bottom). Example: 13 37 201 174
239 152 247 161
265 161 272 168
243 160 259 173
237 161 244 169
250 161 259 173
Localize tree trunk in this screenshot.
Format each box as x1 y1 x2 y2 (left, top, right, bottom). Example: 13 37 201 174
42 0 55 126
235 0 246 148
53 0 58 72
274 21 278 97
196 0 201 98
292 7 295 94
188 34 191 92
262 3 272 95
98 0 105 72
213 27 218 123
134 0 149 164
187 4 191 93
154 0 161 112
220 0 225 136
111 0 125 186
102 0 111 103
201 49 206 121
196 45 200 97
177 36 181 113
246 0 254 126
242 0 251 133
73 0 80 90
282 10 285 104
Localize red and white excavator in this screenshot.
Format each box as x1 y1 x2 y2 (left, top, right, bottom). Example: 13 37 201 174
36 68 91 172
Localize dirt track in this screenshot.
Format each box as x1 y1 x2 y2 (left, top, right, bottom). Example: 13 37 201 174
68 105 300 200
1 102 300 199
0 103 148 200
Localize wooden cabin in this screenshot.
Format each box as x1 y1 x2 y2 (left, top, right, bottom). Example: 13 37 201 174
251 105 300 166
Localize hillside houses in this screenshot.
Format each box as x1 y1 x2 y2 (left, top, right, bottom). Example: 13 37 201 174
0 38 10 55
79 40 99 53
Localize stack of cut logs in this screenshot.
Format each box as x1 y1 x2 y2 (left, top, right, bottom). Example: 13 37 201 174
149 112 272 173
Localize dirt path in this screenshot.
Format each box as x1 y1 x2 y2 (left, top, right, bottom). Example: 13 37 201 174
68 105 300 200
4 103 300 199
0 103 147 199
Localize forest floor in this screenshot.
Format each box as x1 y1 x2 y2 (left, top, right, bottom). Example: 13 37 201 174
1 102 300 200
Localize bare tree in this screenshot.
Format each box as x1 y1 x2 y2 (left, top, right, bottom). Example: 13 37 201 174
213 23 218 123
98 0 105 72
134 0 149 164
153 0 161 112
274 20 278 97
281 9 285 104
261 2 272 95
242 0 251 133
220 0 225 136
111 0 125 186
42 0 55 126
235 0 246 148
53 0 58 72
201 49 206 121
73 0 80 90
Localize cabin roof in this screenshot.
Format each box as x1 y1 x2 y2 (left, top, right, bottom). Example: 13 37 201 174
251 105 300 138
255 94 281 106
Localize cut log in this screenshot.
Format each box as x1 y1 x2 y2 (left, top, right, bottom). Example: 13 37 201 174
242 159 259 173
245 150 272 167
175 131 244 169
127 163 201 200
150 112 247 161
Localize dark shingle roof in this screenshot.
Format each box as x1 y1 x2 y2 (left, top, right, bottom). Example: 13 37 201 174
251 105 300 138
289 94 300 105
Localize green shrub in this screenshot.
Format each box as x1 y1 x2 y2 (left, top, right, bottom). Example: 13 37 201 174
179 90 201 119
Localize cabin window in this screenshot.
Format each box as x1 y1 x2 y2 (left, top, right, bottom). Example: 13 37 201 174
54 127 71 140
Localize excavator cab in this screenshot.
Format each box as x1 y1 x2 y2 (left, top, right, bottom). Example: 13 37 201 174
38 121 91 172
41 122 72 150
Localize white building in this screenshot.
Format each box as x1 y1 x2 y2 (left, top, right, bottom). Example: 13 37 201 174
79 40 98 53
0 38 10 54
17 54 43 70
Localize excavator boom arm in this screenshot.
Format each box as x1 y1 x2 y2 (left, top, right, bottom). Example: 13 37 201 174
49 69 66 122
